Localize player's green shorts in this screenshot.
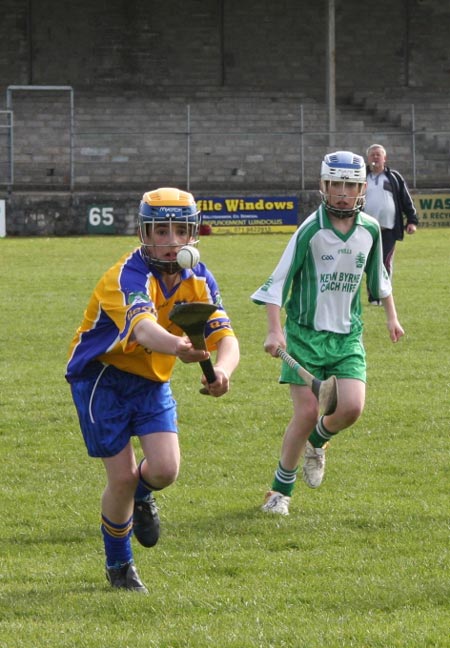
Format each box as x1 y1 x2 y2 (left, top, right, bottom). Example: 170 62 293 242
280 319 366 384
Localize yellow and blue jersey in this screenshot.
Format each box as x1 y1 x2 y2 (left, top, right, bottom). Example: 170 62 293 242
66 247 235 383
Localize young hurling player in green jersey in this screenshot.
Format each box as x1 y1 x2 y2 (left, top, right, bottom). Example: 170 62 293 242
251 151 404 516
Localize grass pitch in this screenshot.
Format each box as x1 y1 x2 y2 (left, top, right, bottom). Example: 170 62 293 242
0 229 449 647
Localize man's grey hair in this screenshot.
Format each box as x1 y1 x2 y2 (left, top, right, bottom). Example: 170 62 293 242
366 143 387 157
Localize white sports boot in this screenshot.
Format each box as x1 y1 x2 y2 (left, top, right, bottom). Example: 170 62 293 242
261 491 291 516
302 441 327 488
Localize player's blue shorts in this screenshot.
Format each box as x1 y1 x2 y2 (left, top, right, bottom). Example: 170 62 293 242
70 362 177 458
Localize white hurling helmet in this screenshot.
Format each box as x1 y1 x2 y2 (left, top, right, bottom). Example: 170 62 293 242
320 151 366 218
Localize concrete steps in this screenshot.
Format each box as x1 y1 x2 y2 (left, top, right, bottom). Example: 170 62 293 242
2 87 450 190
349 89 450 186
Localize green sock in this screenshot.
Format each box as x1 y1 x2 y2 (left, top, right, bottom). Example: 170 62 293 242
271 461 298 497
308 415 336 448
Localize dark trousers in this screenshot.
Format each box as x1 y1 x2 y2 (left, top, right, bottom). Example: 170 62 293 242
368 228 397 302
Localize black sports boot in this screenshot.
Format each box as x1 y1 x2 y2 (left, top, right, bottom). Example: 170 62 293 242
133 493 160 547
105 561 148 594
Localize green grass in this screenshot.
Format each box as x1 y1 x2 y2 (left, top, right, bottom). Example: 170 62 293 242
0 229 449 647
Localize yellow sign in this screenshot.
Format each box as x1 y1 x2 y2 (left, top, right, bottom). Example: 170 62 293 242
198 196 298 234
413 194 450 228
203 224 296 234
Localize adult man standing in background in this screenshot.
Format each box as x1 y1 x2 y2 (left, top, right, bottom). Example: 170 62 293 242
365 144 418 305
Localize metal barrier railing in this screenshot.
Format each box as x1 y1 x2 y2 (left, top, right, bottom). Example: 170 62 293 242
0 110 13 186
2 87 449 192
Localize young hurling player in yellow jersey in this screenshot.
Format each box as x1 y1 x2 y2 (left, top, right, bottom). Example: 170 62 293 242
251 152 404 516
66 187 240 592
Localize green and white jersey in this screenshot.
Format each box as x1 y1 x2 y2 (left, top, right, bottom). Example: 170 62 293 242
251 205 391 335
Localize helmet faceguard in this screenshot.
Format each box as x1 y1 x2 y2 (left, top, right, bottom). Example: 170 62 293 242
319 151 366 219
138 187 201 274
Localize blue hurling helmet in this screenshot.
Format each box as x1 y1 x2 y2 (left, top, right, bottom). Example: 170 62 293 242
138 187 201 273
320 151 366 218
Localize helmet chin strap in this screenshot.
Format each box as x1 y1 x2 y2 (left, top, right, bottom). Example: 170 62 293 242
327 206 359 219
321 191 365 219
321 197 360 219
140 246 182 274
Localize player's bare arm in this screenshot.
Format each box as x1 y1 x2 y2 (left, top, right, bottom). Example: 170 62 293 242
132 318 210 362
263 303 285 356
200 335 240 397
381 294 405 343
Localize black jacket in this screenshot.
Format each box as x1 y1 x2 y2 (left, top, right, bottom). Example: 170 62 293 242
365 165 418 241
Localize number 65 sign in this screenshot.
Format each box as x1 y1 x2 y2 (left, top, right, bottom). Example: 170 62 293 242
87 206 115 233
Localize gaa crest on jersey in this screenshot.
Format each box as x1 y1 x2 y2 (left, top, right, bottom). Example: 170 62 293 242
213 291 224 307
127 291 149 305
355 252 365 269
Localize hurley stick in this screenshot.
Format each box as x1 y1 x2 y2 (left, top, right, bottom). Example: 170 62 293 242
277 347 338 415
